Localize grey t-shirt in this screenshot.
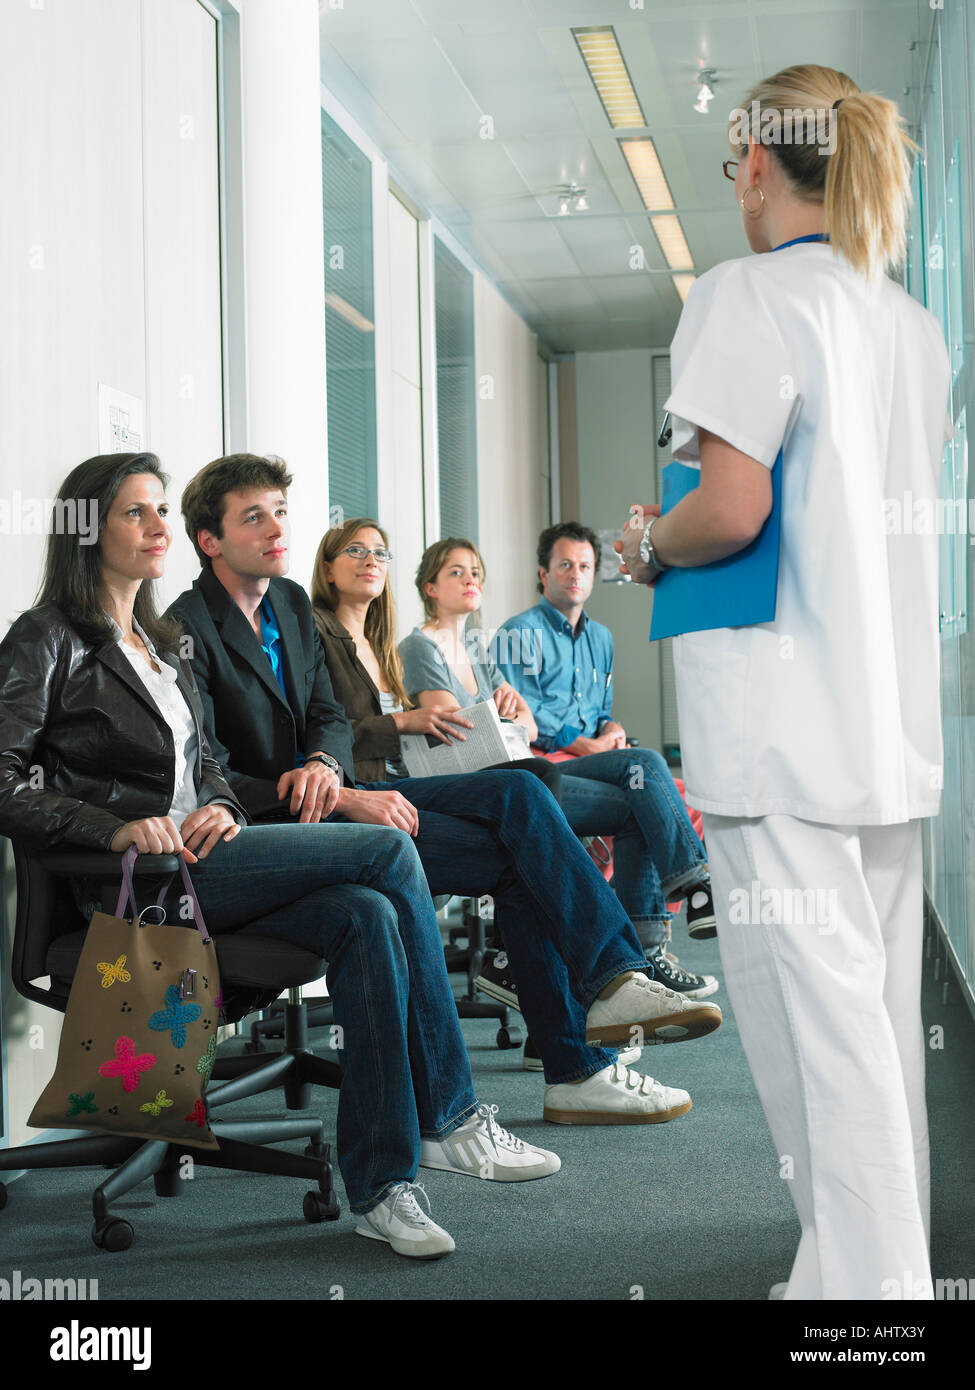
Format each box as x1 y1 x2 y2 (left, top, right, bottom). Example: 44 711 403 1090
398 627 504 707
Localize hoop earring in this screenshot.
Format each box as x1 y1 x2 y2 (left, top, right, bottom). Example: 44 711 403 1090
739 184 766 216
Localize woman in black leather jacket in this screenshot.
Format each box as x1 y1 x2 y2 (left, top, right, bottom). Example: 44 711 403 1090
0 452 559 1257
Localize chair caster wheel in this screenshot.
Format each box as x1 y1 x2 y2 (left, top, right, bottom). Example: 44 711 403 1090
303 1190 340 1223
0 1183 7 1210
496 1025 521 1050
91 1218 134 1252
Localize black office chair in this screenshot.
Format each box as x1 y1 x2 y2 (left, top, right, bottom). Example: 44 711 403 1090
0 843 342 1251
247 892 522 1053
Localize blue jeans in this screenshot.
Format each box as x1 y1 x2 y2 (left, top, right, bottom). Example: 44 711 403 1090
184 823 477 1214
556 748 708 952
362 769 649 1084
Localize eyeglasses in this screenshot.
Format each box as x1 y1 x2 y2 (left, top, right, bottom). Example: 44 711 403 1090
722 160 739 181
338 544 393 563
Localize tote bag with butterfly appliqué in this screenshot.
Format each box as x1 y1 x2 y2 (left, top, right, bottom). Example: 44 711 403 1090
30 845 222 1150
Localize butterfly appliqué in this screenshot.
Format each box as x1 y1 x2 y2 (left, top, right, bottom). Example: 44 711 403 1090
139 1089 174 1117
185 1099 207 1128
98 1037 156 1093
96 954 131 989
67 1091 98 1117
196 1034 217 1080
148 984 202 1048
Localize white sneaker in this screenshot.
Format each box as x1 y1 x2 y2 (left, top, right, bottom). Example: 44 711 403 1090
544 1061 692 1125
523 1038 642 1071
420 1103 561 1181
586 973 722 1047
354 1182 455 1259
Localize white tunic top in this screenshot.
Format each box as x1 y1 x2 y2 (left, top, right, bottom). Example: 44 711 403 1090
664 242 952 825
110 616 200 826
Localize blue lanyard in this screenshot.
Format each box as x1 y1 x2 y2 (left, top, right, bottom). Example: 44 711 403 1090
772 233 830 252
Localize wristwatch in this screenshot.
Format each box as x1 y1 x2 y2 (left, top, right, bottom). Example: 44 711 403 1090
639 517 668 572
305 753 341 777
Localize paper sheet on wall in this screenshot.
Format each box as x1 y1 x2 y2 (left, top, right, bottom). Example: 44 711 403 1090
399 699 512 778
97 383 144 455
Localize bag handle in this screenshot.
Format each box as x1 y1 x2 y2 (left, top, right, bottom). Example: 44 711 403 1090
114 844 212 944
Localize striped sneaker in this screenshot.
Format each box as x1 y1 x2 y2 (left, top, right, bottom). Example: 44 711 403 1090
419 1103 561 1181
354 1182 454 1259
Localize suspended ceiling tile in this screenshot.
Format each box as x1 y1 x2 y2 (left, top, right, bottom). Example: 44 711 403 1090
324 34 482 145
501 133 609 199
526 277 605 314
473 218 583 278
755 10 860 77
423 137 533 202
320 0 429 41
555 214 649 278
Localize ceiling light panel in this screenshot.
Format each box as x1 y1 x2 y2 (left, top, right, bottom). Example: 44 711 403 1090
572 26 646 129
672 274 697 303
619 138 674 212
651 214 694 271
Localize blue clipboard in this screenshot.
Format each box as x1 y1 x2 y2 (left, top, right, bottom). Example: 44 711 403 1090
648 450 783 640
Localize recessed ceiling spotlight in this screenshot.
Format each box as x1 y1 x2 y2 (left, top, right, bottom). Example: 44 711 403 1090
695 67 717 114
553 183 588 216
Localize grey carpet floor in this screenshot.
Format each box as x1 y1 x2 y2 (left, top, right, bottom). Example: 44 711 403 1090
1 917 972 1302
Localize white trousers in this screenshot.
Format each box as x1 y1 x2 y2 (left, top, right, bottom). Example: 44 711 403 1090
702 813 932 1301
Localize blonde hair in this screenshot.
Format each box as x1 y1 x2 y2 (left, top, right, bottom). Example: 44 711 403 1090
312 517 411 710
729 64 917 277
415 538 487 624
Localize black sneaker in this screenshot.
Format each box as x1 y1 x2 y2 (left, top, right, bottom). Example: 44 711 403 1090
522 1035 543 1071
685 884 717 939
645 946 719 1000
474 949 520 1012
523 1035 642 1072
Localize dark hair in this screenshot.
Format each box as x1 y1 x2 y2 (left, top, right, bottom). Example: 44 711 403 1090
536 522 600 594
180 453 293 566
414 537 486 622
35 452 181 652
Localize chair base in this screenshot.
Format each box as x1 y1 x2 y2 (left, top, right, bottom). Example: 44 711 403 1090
211 998 343 1110
0 1117 339 1251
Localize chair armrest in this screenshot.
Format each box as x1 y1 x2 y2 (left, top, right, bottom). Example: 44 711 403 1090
34 851 181 877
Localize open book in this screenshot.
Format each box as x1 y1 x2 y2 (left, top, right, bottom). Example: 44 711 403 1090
399 699 515 778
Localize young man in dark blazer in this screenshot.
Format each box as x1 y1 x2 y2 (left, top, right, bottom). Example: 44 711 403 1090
167 453 721 1135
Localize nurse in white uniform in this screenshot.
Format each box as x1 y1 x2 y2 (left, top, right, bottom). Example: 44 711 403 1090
619 64 952 1300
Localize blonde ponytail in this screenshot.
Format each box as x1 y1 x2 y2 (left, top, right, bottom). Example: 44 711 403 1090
729 65 918 277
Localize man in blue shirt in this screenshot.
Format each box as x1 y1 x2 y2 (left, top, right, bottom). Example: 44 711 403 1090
496 523 719 993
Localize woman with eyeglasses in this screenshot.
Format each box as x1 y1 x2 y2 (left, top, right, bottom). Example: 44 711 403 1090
312 517 722 1124
618 66 952 1299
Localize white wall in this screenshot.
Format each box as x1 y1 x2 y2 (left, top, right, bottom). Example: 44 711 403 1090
0 0 331 1152
0 0 229 1149
240 0 329 586
383 193 425 633
475 276 549 632
574 349 664 751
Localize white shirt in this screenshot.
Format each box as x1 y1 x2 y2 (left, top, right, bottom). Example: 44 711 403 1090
110 616 200 826
664 242 952 825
